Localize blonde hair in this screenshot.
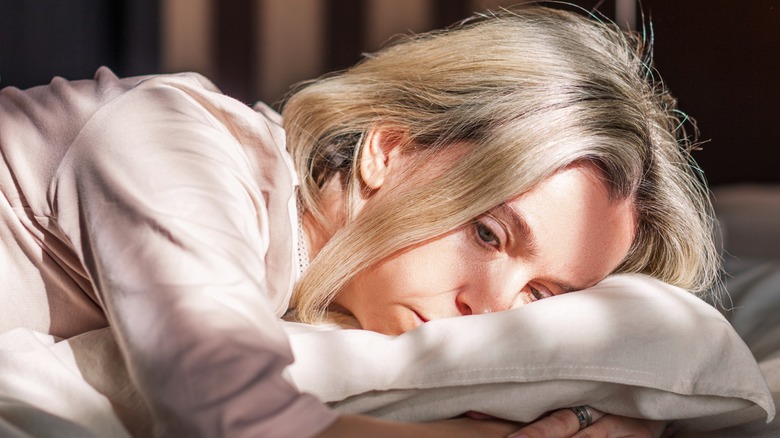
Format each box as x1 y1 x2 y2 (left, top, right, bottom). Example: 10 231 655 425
282 6 719 323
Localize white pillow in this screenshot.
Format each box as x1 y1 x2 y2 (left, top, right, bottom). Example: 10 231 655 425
283 274 775 428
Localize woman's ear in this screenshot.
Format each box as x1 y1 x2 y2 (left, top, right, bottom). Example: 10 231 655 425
359 127 407 190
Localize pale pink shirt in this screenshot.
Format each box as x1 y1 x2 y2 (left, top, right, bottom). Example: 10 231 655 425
0 67 336 436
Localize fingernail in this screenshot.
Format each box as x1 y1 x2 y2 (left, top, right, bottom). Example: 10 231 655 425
507 433 528 438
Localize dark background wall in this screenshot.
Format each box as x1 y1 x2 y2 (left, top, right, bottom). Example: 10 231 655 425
0 0 159 87
647 1 780 186
0 0 777 187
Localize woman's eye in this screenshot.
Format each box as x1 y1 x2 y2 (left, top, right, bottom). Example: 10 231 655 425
530 286 552 301
474 221 501 248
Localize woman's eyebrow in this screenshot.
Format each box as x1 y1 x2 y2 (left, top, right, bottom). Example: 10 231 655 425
498 204 539 256
498 204 588 294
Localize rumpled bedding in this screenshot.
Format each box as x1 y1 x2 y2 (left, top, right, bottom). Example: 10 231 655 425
0 273 777 437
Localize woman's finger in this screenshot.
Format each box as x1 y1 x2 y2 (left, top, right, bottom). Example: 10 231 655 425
508 407 605 438
571 415 667 438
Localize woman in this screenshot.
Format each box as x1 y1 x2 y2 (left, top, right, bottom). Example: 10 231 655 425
0 6 716 438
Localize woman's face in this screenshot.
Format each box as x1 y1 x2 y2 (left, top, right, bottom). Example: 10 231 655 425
333 164 636 335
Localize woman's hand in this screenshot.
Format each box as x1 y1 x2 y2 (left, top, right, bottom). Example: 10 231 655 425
507 407 667 438
316 409 666 438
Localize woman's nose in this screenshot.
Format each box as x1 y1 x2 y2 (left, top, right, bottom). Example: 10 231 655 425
454 278 523 316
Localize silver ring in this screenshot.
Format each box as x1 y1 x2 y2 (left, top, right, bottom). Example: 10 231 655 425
569 405 593 430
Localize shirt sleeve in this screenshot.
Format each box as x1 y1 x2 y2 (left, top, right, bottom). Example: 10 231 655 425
48 75 337 437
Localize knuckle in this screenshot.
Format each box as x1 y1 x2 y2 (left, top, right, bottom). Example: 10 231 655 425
518 409 579 438
549 409 577 430
551 409 575 423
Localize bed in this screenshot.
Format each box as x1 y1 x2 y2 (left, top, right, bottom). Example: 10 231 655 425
0 184 778 437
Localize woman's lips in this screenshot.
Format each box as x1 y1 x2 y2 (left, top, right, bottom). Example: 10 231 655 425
413 310 429 325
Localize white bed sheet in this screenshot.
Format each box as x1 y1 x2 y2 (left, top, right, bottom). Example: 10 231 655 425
0 274 776 437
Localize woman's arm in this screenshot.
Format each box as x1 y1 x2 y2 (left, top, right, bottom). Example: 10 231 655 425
508 408 667 438
315 412 666 438
51 75 335 437
317 415 520 437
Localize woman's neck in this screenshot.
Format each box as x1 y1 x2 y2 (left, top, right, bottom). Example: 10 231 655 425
301 177 347 260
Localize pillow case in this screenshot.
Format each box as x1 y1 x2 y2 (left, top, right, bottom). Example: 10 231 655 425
282 274 775 427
